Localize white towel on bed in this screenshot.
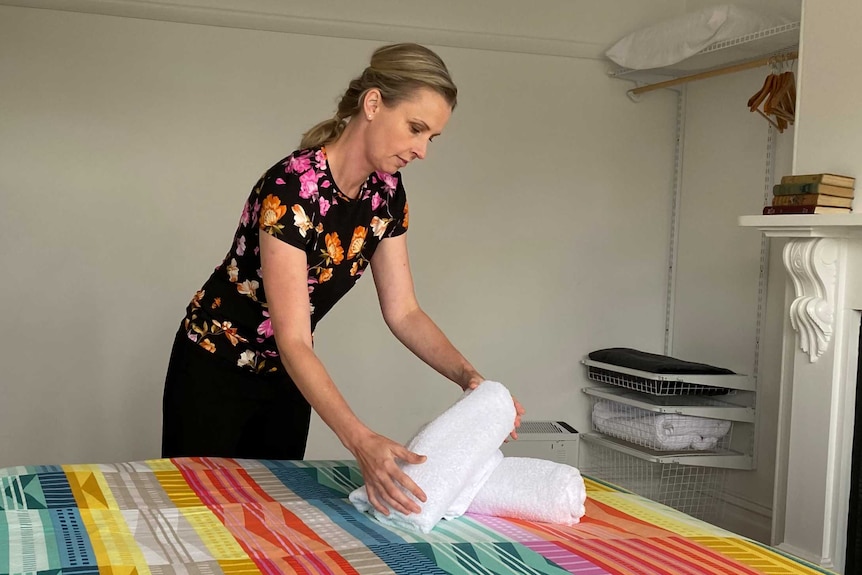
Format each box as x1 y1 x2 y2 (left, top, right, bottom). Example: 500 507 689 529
467 457 587 526
348 380 515 533
444 448 504 519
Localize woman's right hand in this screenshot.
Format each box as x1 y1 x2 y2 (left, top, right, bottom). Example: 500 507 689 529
349 429 427 516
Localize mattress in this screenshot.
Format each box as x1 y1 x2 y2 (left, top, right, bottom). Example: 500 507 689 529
0 457 835 574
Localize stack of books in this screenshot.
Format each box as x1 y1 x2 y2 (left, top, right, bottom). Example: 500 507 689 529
763 173 855 215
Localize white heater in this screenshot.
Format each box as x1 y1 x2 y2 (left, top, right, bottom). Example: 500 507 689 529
501 421 579 466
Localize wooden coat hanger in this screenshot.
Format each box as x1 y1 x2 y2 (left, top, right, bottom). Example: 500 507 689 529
774 70 796 120
748 55 796 133
749 72 781 130
765 71 790 131
748 72 776 112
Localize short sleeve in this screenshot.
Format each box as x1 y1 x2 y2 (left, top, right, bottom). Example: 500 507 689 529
257 154 320 250
385 173 409 239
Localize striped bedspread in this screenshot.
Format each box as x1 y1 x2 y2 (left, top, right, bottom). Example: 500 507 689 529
0 457 835 575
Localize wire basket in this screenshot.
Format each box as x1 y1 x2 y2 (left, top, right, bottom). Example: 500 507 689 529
586 365 731 396
581 440 726 521
590 397 733 452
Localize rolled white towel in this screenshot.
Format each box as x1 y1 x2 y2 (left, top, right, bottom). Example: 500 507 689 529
654 414 732 438
595 416 693 450
690 436 719 450
467 457 587 526
348 380 515 534
594 400 731 437
591 399 631 426
592 400 731 449
445 449 504 519
595 415 722 451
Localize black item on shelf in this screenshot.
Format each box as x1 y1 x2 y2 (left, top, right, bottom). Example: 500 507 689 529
586 366 730 396
588 348 736 375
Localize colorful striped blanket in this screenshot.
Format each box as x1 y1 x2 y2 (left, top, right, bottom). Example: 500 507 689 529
0 458 835 575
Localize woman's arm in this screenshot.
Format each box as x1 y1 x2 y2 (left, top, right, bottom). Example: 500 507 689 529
260 232 427 516
369 234 482 390
370 235 525 433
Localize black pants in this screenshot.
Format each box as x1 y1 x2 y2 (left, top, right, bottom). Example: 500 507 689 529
161 330 311 460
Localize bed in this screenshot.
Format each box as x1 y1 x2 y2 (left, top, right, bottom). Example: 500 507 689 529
0 457 835 575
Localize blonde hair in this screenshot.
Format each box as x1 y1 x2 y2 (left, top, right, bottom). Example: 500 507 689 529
300 43 457 149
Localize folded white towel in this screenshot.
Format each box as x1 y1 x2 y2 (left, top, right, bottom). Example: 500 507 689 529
594 400 730 438
592 400 730 451
348 380 515 533
592 399 625 424
654 413 731 438
595 416 719 450
444 449 504 519
467 457 587 526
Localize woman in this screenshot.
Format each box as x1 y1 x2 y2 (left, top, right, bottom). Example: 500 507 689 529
162 43 524 516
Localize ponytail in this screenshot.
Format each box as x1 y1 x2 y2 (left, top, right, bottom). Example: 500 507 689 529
300 117 346 149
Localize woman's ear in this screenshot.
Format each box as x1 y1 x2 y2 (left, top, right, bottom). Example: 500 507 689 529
363 88 381 119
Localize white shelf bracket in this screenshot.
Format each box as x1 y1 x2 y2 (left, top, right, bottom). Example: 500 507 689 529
782 238 839 362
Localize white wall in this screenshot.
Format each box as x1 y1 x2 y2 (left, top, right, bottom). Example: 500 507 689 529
0 3 678 467
793 0 862 180
671 67 795 541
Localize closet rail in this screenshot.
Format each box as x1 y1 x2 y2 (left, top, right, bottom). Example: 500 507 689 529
627 51 798 97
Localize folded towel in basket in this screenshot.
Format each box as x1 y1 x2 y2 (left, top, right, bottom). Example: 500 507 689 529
348 380 515 534
592 400 730 451
655 413 731 438
467 457 587 526
593 400 731 438
595 416 720 450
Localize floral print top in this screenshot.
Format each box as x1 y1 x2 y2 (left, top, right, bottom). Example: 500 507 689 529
181 146 409 376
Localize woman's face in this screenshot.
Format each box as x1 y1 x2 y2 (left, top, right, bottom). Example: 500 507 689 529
363 87 452 174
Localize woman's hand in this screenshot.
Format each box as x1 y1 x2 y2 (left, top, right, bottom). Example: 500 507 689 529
463 380 526 442
509 396 526 441
349 429 427 516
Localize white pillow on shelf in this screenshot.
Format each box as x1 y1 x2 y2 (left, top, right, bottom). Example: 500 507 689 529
605 4 792 70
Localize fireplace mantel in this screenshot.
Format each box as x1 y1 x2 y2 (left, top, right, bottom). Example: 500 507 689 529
739 214 862 238
739 214 862 571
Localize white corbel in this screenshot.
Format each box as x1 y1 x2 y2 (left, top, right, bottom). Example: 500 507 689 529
782 238 839 362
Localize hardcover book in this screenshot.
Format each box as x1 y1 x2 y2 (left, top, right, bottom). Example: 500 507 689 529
780 173 855 188
763 205 851 215
772 182 855 198
771 194 853 208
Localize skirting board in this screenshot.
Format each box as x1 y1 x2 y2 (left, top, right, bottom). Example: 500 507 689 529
0 0 607 59
716 491 772 544
778 542 834 571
